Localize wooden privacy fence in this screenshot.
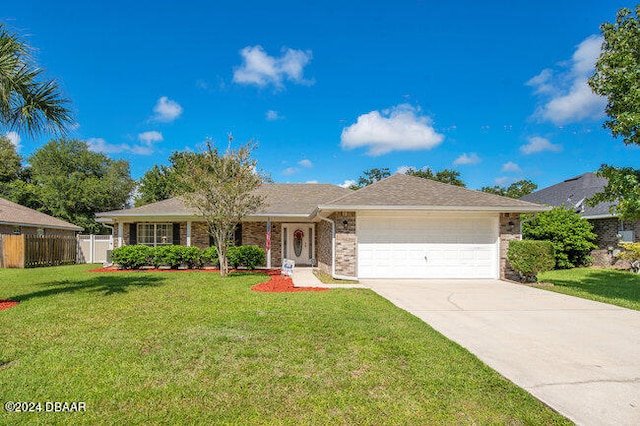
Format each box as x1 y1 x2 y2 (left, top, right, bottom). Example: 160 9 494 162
0 235 77 268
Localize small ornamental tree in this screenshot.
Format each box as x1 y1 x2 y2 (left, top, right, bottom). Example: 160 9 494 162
522 207 598 269
175 139 267 277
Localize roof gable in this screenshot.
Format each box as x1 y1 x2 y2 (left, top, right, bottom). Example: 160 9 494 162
520 172 614 217
322 173 546 211
0 197 83 231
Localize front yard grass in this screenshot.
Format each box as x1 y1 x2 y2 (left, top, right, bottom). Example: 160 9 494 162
0 265 568 424
539 267 640 311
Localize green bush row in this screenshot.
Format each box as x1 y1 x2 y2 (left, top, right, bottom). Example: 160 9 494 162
111 244 265 270
507 240 555 283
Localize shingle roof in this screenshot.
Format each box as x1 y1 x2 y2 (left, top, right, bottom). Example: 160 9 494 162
97 184 352 218
321 173 547 211
520 172 615 217
0 197 83 231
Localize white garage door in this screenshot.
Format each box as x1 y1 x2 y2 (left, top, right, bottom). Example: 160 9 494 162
357 211 499 279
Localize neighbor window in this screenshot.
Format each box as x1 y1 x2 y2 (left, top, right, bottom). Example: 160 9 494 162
138 223 172 246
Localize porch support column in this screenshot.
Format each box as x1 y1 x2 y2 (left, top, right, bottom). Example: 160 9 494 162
186 221 192 247
117 222 123 248
266 217 272 269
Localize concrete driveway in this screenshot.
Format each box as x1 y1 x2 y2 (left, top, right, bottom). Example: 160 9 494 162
363 279 640 426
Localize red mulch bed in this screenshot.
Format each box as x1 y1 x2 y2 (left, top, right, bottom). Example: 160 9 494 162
0 300 19 311
88 267 328 293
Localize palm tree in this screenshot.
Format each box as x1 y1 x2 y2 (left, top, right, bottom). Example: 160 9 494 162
0 24 72 137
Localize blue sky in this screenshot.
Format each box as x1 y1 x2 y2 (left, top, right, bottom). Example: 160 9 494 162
3 0 639 190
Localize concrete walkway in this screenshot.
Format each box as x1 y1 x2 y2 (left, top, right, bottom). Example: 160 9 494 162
362 279 640 426
292 267 367 288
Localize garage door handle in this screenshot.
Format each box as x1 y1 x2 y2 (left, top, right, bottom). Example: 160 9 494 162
424 255 428 263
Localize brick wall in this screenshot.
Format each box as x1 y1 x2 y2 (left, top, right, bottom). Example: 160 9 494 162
316 219 332 275
331 211 357 277
242 221 282 266
499 213 521 281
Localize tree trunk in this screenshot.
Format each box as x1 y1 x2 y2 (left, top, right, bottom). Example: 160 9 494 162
216 230 229 277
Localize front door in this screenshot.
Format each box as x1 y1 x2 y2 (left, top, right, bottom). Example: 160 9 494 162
283 224 314 266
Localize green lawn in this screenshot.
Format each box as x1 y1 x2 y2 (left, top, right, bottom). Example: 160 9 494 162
539 268 640 311
0 265 568 425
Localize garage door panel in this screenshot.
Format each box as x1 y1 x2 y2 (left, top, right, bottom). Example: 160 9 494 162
357 213 499 279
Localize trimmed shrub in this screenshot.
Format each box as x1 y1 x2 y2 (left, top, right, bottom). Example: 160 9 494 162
227 245 266 269
182 246 203 269
201 246 219 266
111 245 154 269
522 207 598 269
617 242 640 272
153 245 203 269
507 240 555 283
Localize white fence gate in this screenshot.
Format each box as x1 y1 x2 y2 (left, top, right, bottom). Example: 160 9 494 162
77 235 113 264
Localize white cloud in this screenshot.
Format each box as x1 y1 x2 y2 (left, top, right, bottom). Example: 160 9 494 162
453 152 480 166
282 167 298 176
501 161 521 172
527 35 606 124
152 96 183 122
4 131 21 151
338 179 356 188
520 136 562 155
494 176 514 186
233 45 313 88
298 159 313 168
87 137 156 156
138 131 163 145
266 110 284 121
340 104 445 156
305 180 318 184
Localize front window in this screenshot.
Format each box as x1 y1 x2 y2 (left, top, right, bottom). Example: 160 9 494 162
138 223 172 246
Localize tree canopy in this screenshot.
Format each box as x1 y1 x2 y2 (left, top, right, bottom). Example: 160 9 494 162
350 167 465 189
587 165 640 221
0 135 22 183
481 179 537 199
0 24 72 136
25 139 135 233
175 140 267 277
588 6 640 146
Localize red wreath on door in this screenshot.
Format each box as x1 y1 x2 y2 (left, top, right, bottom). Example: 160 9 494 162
293 229 304 240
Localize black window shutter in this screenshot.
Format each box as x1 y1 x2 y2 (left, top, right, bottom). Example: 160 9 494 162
173 223 181 245
209 234 215 247
129 223 137 245
234 224 243 246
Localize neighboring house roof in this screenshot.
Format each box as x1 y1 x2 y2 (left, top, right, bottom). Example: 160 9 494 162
96 184 352 220
520 172 615 219
318 173 547 212
0 197 83 231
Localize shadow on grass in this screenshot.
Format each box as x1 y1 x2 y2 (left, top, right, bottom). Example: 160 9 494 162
8 274 166 302
546 269 640 307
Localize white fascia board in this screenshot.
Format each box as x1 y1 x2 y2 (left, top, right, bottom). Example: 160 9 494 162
317 205 550 213
0 221 83 231
583 214 618 220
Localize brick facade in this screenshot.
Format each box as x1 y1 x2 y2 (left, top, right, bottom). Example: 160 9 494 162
499 213 521 281
242 221 282 266
331 211 357 277
316 219 332 275
589 217 640 267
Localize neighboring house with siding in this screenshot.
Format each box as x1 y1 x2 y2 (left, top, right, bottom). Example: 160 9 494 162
521 172 639 266
0 196 83 236
96 173 546 280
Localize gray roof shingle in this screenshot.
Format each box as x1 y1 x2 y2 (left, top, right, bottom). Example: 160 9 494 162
0 197 83 231
520 172 615 217
97 184 352 218
321 173 547 211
